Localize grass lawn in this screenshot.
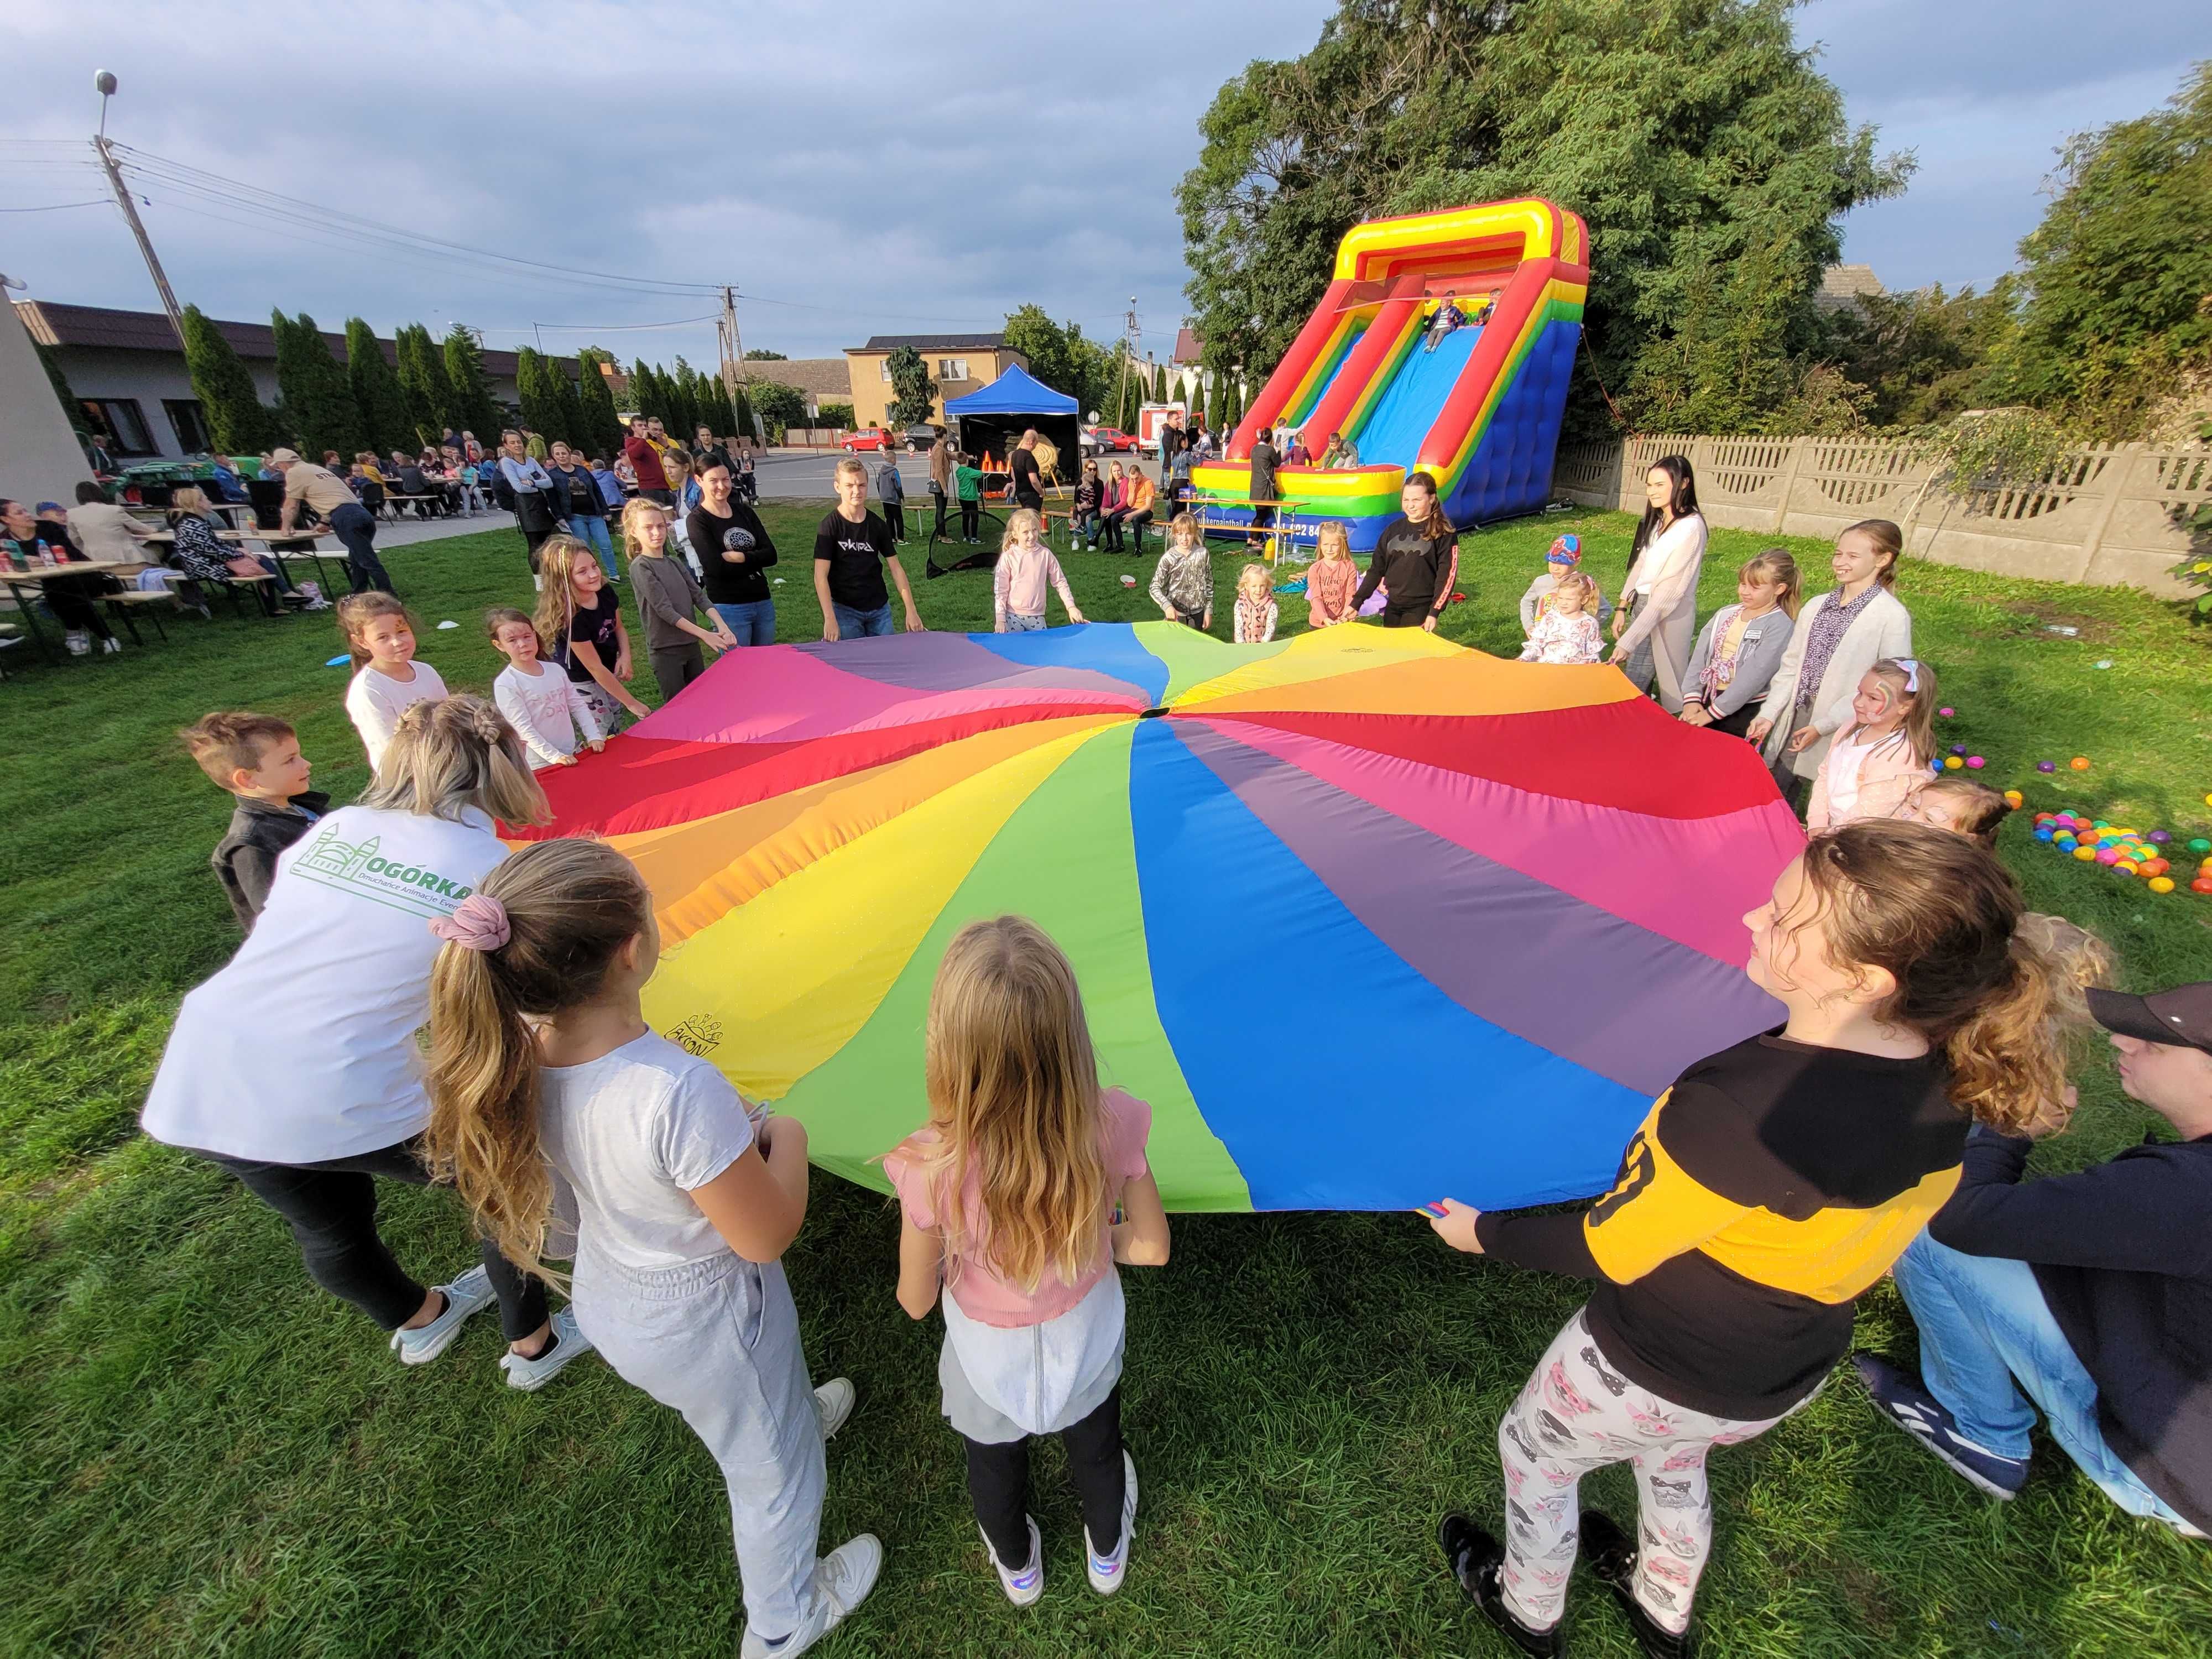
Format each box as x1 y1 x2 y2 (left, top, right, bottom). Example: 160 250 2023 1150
3 499 2210 1658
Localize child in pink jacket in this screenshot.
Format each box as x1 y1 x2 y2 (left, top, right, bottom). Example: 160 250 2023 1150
1806 658 1938 831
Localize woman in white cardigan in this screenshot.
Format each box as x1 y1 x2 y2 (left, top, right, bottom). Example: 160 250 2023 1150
1746 518 1914 794
1608 455 1708 713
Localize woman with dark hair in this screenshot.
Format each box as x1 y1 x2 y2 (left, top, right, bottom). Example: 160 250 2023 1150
1350 472 1459 630
1610 454 1708 712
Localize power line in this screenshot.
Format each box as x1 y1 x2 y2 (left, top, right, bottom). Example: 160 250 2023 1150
0 199 107 213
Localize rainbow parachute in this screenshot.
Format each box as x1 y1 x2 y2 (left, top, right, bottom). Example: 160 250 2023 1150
525 624 1800 1212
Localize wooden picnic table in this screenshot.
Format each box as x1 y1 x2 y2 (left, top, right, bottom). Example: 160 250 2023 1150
1190 497 1312 564
0 560 142 664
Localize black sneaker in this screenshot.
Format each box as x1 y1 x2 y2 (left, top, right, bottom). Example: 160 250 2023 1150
1852 1353 2029 1499
1579 1510 1694 1658
1438 1514 1562 1656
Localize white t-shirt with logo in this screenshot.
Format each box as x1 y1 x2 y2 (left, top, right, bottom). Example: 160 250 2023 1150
140 805 509 1164
346 661 449 776
537 1032 757 1271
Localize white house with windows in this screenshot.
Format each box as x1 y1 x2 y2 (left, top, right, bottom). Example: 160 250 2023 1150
12 300 542 462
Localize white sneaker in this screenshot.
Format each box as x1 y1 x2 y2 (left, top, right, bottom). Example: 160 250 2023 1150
389 1264 497 1365
1084 1451 1139 1595
100 635 122 654
498 1305 596 1391
738 1533 883 1659
983 1516 1045 1606
815 1376 855 1439
65 630 90 656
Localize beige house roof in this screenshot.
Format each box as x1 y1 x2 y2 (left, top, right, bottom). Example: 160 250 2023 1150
1813 263 1886 312
739 357 852 400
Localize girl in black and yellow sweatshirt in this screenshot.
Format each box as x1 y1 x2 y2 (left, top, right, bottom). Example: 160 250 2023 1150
1430 822 2074 1658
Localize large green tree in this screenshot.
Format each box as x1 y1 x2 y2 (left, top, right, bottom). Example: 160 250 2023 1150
1814 281 2022 429
885 345 940 426
575 349 626 456
345 319 412 456
393 324 456 446
514 347 567 445
273 311 364 458
442 326 502 440
182 304 278 452
1985 61 2212 436
1179 0 1908 438
749 380 807 439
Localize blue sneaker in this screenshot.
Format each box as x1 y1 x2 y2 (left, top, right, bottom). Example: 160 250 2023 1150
1853 1353 2029 1499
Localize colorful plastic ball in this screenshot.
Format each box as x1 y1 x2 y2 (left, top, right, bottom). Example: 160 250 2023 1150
2116 860 2139 875
1966 756 1986 769
2192 838 2212 854
1944 755 1964 770
2037 760 2057 773
2096 848 2121 865
2149 877 2176 894
2006 792 2025 808
2204 793 2212 808
2150 830 2171 844
1939 707 1955 717
2055 835 2077 850
2036 828 2055 842
1950 744 1966 756
2142 859 2169 878
2071 757 2091 770
2194 878 2212 895
2076 846 2099 861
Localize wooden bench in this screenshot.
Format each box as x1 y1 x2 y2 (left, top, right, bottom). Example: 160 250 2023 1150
106 587 178 645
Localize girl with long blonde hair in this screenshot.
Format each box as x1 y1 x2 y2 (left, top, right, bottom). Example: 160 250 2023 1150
1432 820 2076 1655
534 535 650 728
1305 520 1359 627
138 697 578 1387
425 837 881 1656
886 916 1170 1606
1680 549 1802 738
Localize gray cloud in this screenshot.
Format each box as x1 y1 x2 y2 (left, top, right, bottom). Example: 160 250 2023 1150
5 0 2204 367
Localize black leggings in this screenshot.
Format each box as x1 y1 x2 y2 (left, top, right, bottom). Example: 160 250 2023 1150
201 1135 549 1340
1101 508 1132 551
960 499 980 539
932 487 948 533
964 1386 1126 1567
884 501 906 540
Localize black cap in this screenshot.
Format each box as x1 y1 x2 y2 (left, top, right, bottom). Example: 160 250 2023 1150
2087 983 2212 1056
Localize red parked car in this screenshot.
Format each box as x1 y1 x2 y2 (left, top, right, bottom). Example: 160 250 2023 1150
1080 425 1137 455
842 429 896 452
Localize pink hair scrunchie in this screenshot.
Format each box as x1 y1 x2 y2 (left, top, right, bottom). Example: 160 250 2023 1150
428 893 510 951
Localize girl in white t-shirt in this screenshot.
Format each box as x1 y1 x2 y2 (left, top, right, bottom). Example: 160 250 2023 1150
340 592 448 774
138 697 591 1389
1806 657 1938 832
487 605 603 768
884 917 1170 1606
423 837 880 1659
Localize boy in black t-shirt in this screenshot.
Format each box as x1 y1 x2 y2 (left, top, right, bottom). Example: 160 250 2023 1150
813 459 926 641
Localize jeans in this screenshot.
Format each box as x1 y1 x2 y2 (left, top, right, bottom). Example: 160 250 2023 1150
1892 1234 2201 1532
570 514 617 578
959 499 980 540
200 1136 547 1339
1073 509 1100 547
832 602 894 638
712 599 776 646
964 1386 1126 1568
327 502 392 594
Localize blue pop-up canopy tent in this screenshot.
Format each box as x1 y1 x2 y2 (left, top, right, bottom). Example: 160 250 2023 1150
944 364 1079 488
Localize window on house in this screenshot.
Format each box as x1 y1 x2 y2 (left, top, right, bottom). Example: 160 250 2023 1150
79 398 156 457
164 399 212 455
879 360 893 382
938 358 970 382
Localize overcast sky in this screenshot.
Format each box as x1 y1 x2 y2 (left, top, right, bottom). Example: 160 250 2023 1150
3 1 2205 373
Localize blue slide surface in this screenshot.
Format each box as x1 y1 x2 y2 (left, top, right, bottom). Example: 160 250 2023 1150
1351 325 1481 470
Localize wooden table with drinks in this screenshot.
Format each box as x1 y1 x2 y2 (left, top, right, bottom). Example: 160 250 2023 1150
0 556 139 664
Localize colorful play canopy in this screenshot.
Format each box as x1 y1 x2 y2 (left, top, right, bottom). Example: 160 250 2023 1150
525 625 1801 1213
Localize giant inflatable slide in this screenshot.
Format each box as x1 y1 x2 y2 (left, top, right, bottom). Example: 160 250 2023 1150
1192 198 1588 550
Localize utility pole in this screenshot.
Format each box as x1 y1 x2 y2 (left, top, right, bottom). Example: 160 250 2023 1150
91 72 186 350
718 285 756 440
1115 294 1139 430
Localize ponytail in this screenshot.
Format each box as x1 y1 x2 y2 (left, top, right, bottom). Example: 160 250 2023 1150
424 839 654 1282
1796 822 2081 1134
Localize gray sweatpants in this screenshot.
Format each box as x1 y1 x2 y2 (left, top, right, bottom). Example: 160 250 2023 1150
571 1250 827 1637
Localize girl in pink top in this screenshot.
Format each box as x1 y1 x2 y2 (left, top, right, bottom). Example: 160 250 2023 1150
886 916 1170 1607
992 509 1084 633
1306 521 1360 627
1806 657 1938 831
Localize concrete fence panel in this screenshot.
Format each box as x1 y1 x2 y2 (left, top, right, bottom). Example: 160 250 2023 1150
1552 434 2203 597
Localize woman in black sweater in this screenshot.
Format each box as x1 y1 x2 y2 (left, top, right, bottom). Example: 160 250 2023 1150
1350 471 1458 629
1428 824 2074 1658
